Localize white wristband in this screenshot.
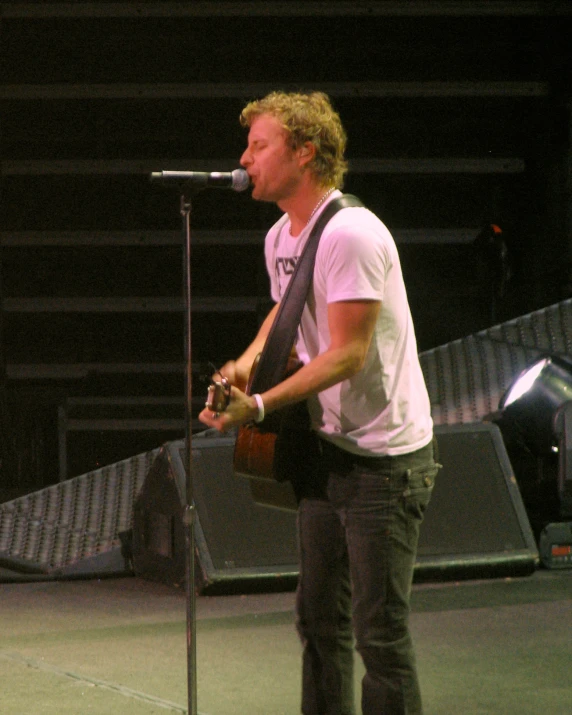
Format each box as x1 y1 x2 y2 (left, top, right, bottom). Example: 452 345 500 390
252 393 265 423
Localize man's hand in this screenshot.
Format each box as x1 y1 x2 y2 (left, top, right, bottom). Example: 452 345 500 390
199 385 258 433
216 359 250 392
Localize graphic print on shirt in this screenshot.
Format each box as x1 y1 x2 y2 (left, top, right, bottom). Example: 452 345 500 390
275 255 299 278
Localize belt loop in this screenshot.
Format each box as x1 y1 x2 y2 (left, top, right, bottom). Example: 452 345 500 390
432 434 439 462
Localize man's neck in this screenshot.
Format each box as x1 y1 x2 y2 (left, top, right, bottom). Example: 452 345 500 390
283 183 335 237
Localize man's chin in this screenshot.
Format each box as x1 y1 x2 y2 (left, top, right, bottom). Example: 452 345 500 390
250 186 273 203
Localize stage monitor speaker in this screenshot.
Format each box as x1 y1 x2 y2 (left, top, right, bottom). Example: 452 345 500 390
133 423 538 593
132 431 298 594
416 422 538 580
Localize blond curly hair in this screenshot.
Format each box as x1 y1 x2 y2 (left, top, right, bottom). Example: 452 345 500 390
240 91 348 188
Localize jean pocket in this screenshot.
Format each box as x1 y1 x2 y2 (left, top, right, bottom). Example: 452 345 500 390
402 462 440 519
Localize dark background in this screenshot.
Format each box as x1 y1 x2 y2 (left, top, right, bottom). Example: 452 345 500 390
0 1 571 489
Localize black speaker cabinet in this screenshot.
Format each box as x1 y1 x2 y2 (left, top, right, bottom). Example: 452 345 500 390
132 431 298 594
133 423 538 593
416 422 538 580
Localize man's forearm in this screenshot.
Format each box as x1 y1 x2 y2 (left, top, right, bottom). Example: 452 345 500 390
259 343 361 416
221 302 280 388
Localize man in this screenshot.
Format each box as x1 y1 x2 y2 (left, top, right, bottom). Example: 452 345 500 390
199 91 438 715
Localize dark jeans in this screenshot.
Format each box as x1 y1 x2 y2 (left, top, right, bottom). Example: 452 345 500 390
294 438 438 715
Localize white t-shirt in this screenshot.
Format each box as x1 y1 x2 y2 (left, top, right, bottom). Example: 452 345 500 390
265 190 433 456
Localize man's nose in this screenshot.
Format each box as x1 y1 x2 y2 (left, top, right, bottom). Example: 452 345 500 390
240 148 251 167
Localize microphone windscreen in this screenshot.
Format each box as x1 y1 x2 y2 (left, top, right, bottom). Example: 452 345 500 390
231 169 250 192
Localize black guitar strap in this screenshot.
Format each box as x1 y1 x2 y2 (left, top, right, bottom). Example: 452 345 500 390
249 193 364 395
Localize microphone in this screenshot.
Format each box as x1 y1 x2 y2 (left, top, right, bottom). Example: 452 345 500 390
149 168 250 192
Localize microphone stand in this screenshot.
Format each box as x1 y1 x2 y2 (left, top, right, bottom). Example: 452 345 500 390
180 184 198 715
150 170 248 715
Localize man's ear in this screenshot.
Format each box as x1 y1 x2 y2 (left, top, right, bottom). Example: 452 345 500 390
298 142 316 166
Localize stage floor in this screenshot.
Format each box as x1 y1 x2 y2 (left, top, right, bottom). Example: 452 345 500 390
0 569 571 714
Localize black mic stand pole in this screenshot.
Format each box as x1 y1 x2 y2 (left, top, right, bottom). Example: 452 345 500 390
151 170 248 714
180 184 198 715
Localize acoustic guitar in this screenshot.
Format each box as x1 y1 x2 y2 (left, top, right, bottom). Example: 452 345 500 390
233 354 304 512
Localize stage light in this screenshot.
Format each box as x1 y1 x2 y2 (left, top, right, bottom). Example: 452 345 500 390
501 357 551 409
498 354 572 519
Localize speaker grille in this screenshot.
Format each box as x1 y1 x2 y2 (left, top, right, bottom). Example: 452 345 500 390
0 448 157 573
133 435 299 593
416 423 538 579
420 298 572 425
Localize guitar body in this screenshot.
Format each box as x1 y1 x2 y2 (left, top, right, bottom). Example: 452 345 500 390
233 355 303 512
234 422 299 511
234 421 276 481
